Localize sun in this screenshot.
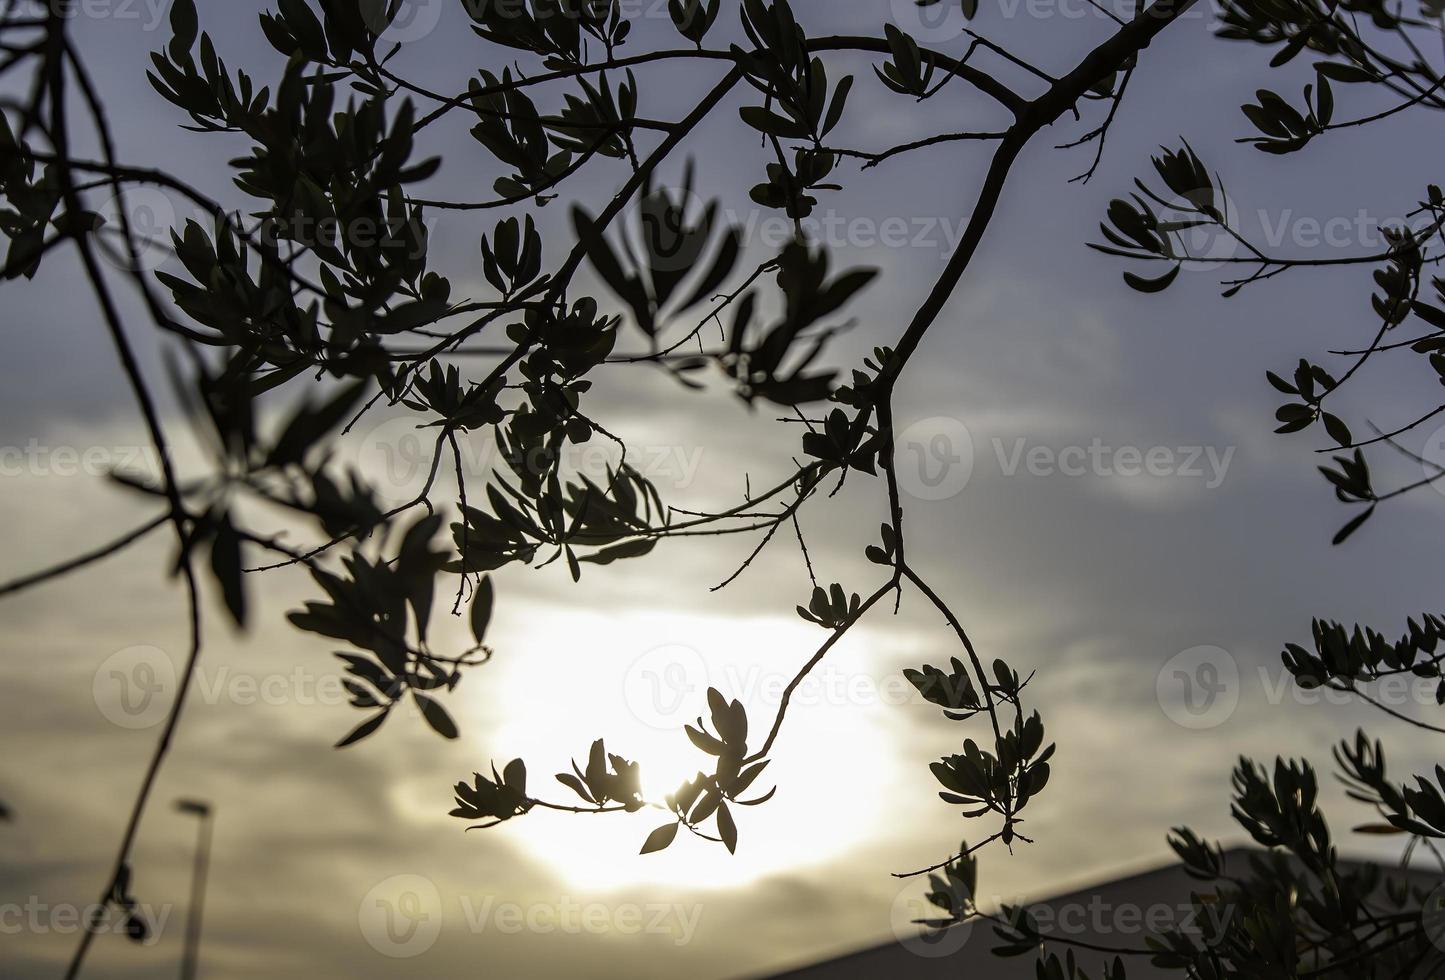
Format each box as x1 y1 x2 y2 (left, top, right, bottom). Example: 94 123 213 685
469 604 909 891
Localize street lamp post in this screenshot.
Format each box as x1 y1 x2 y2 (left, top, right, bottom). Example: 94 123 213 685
174 799 212 980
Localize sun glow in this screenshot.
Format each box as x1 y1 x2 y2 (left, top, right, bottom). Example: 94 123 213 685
467 604 911 890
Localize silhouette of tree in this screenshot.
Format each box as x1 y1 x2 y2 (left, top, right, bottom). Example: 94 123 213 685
2 0 1443 975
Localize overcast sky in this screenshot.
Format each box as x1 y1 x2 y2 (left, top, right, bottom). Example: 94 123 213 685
4 1 1445 978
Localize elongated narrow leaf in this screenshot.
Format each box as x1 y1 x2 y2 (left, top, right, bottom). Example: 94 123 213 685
717 802 737 853
414 692 459 739
336 710 388 748
1332 505 1374 545
1123 264 1180 294
640 821 679 854
470 575 494 644
210 515 247 629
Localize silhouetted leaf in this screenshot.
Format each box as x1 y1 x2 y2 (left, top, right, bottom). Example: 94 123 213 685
209 514 247 629
1123 265 1180 293
1322 413 1352 447
169 0 198 49
716 801 737 853
414 693 458 739
470 575 494 644
1351 823 1406 835
336 710 388 748
640 821 678 854
1332 505 1375 545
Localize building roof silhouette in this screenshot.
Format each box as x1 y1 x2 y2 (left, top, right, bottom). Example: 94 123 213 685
755 848 1441 979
